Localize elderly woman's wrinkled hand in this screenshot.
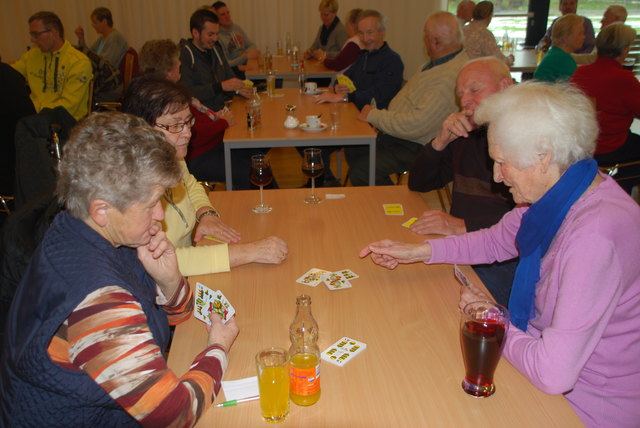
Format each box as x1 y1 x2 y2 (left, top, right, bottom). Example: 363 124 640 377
229 236 288 266
459 284 494 311
137 224 182 295
194 215 241 244
359 239 432 269
207 313 240 353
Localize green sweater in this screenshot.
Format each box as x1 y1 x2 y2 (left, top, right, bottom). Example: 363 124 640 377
534 46 577 83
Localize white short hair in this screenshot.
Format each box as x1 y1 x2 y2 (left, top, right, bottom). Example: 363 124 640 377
475 81 597 171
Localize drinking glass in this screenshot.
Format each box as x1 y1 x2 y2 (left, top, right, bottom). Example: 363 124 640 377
329 103 341 131
460 301 509 397
250 154 273 213
256 347 289 423
302 148 323 204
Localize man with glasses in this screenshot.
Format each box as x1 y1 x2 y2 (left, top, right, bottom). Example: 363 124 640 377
12 11 92 120
314 9 404 187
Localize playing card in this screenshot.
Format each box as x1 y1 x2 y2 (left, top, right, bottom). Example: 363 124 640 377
454 265 471 287
210 290 236 323
335 269 359 280
321 337 367 366
383 204 404 215
194 283 236 324
402 217 418 228
194 282 215 324
296 268 330 287
323 272 352 290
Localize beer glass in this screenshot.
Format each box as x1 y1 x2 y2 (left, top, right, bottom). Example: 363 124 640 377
256 347 289 423
460 301 509 397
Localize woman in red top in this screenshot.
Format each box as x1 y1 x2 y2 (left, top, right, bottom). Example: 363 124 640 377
570 23 640 193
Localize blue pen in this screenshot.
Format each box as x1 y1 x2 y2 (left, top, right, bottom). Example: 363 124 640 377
215 395 260 407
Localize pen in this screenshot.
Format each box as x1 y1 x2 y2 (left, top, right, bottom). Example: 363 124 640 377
215 395 260 407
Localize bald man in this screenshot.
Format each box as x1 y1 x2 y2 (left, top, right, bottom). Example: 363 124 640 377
573 4 627 65
408 57 516 306
456 0 475 27
346 12 469 186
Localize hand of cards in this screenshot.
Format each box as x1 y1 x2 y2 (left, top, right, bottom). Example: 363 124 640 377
336 74 356 92
321 337 367 366
296 268 359 290
194 282 236 324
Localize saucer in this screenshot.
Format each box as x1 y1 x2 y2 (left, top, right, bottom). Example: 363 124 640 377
303 89 324 96
299 123 328 132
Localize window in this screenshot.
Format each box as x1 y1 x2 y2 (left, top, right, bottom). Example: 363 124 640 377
448 0 640 46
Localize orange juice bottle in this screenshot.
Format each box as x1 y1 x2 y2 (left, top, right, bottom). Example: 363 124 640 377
288 294 321 406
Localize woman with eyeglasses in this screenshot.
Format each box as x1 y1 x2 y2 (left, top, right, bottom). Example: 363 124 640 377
122 74 288 277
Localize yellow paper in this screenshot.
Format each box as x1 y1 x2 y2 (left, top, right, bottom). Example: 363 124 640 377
383 204 404 216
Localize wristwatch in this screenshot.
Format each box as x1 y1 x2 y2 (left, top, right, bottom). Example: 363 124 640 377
196 209 220 222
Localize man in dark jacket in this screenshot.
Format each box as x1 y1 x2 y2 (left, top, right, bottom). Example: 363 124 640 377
408 57 516 306
179 8 250 111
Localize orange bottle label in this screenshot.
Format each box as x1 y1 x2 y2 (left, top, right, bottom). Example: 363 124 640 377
289 365 320 396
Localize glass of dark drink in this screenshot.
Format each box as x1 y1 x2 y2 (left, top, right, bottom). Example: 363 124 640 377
302 148 324 204
460 301 509 397
250 154 273 213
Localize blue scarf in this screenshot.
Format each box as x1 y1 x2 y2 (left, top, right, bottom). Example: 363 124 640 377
509 158 598 331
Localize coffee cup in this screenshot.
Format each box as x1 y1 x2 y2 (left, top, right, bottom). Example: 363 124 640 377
304 82 318 93
305 115 321 129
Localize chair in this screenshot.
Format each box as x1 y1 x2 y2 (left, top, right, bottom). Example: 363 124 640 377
0 196 13 215
13 107 76 209
599 160 640 192
393 171 451 211
119 47 140 93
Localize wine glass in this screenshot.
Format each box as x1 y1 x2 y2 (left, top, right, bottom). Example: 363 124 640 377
302 148 324 204
250 154 273 213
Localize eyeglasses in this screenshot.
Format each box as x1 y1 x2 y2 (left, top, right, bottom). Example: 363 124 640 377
154 116 196 134
29 29 51 38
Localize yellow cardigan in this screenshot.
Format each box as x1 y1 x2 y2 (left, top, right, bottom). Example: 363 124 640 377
162 161 230 276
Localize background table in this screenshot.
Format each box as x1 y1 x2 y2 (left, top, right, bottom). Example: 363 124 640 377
224 88 377 189
167 186 583 427
511 48 538 73
246 56 335 80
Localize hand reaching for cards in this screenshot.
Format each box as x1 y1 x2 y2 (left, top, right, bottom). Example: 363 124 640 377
137 222 182 298
193 214 241 244
359 239 432 269
229 236 288 267
410 210 466 236
459 284 493 311
207 313 239 353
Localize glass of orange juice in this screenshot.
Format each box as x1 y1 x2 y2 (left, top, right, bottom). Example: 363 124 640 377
256 347 290 423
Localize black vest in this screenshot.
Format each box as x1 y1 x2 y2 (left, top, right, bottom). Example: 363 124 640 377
1 211 170 426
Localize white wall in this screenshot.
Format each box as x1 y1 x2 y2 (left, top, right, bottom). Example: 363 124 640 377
1 0 445 79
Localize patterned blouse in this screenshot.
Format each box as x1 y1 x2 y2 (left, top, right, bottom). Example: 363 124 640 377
47 278 227 427
463 21 513 66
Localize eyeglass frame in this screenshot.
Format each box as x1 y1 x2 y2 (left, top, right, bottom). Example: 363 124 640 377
154 116 196 134
29 29 51 38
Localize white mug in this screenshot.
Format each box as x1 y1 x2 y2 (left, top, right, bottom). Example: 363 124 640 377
304 82 318 93
306 115 321 128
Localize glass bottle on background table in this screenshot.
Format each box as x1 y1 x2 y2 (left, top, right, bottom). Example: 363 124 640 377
247 87 262 130
288 294 321 406
298 60 306 93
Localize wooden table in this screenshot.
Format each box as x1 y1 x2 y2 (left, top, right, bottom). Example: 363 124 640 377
223 88 376 190
511 48 538 73
166 186 583 427
246 55 335 80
